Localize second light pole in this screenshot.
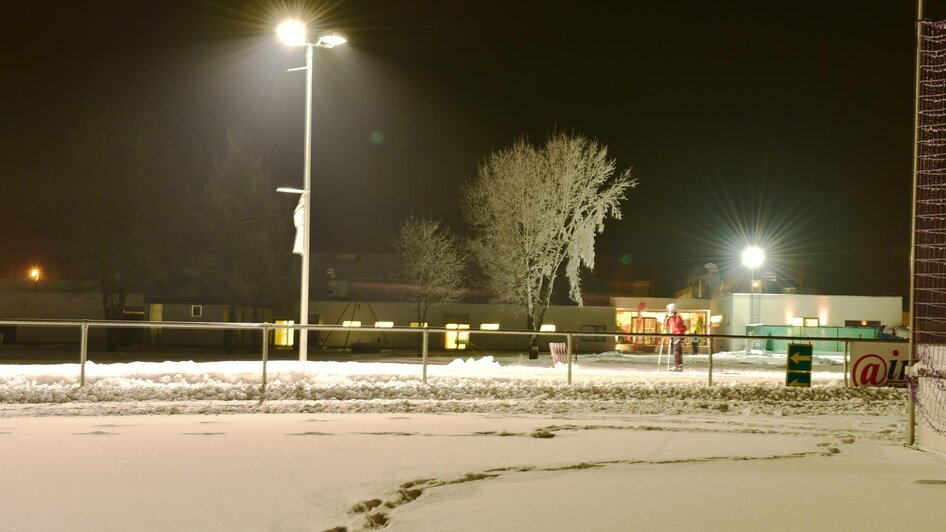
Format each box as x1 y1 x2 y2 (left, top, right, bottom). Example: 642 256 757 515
277 20 347 361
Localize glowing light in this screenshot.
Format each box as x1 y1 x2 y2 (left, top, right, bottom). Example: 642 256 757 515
539 324 556 332
374 321 394 328
791 317 804 327
480 323 500 330
29 267 41 283
751 280 761 289
445 323 470 350
342 320 361 327
804 317 820 327
742 246 765 269
277 20 307 46
316 33 347 48
710 315 723 325
409 322 428 328
274 320 295 347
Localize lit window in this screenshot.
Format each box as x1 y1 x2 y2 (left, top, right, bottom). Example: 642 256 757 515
445 323 470 349
710 315 723 325
540 324 556 332
342 320 361 327
274 320 294 347
803 317 819 327
791 317 804 327
480 323 500 330
374 321 394 328
409 322 428 328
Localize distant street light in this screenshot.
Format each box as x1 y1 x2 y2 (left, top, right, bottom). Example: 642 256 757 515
29 267 41 283
277 19 347 362
741 246 765 269
742 246 765 353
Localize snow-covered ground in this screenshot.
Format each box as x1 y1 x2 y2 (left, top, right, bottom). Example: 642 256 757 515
1 354 942 531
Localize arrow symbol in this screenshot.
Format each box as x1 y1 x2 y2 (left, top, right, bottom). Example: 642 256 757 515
790 353 812 364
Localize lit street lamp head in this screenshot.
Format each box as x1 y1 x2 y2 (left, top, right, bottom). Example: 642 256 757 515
277 20 347 49
315 33 347 48
742 246 765 269
277 19 307 46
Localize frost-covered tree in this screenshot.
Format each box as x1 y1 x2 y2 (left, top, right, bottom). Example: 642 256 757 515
463 132 636 358
391 214 466 328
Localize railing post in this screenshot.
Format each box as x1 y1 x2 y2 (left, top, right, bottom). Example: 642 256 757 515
843 339 849 388
260 323 270 402
422 328 429 384
566 333 573 385
708 338 713 387
79 320 89 387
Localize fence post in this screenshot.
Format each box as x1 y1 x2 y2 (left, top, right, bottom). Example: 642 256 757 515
422 328 429 384
260 323 270 402
708 339 713 387
843 339 849 388
566 333 573 385
79 320 89 387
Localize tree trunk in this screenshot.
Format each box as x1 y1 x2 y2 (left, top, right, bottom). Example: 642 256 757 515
527 312 539 359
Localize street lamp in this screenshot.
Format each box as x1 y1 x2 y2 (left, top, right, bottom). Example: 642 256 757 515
277 19 347 361
742 246 765 353
29 267 41 283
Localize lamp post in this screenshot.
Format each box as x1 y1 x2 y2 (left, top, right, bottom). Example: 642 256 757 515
277 20 347 361
742 246 765 353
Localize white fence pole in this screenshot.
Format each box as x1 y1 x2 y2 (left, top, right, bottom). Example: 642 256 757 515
260 324 270 402
843 340 850 388
422 328 429 384
566 333 573 385
79 320 89 387
708 346 713 387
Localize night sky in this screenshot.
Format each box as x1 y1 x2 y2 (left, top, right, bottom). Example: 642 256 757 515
3 0 945 298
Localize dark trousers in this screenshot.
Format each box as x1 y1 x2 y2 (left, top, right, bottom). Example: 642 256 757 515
671 337 684 367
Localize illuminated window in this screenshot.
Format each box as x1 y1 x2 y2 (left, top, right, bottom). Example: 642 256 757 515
710 315 723 325
342 320 361 327
409 322 428 328
480 323 500 330
374 321 394 328
539 324 556 332
274 320 294 347
803 317 820 327
191 305 203 318
791 317 804 327
445 323 470 349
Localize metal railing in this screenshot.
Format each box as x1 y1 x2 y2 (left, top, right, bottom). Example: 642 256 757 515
0 318 907 395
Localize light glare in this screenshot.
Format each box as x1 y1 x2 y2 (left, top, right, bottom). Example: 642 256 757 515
741 246 765 269
277 20 307 46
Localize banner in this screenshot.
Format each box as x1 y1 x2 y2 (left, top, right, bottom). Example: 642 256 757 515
850 341 909 387
292 195 305 256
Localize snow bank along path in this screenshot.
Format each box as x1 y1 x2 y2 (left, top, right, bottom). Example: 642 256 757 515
0 358 906 418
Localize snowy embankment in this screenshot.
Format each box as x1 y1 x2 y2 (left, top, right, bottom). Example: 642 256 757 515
0 355 907 418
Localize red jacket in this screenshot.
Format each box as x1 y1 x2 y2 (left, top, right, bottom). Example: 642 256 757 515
665 312 687 335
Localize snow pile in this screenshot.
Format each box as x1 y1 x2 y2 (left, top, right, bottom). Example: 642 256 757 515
0 358 907 418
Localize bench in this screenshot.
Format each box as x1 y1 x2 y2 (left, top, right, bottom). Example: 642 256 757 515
549 342 569 366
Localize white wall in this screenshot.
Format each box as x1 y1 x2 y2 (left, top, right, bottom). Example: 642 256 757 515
708 294 903 352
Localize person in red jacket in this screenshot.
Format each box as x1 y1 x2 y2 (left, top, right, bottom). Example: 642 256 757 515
664 303 687 371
